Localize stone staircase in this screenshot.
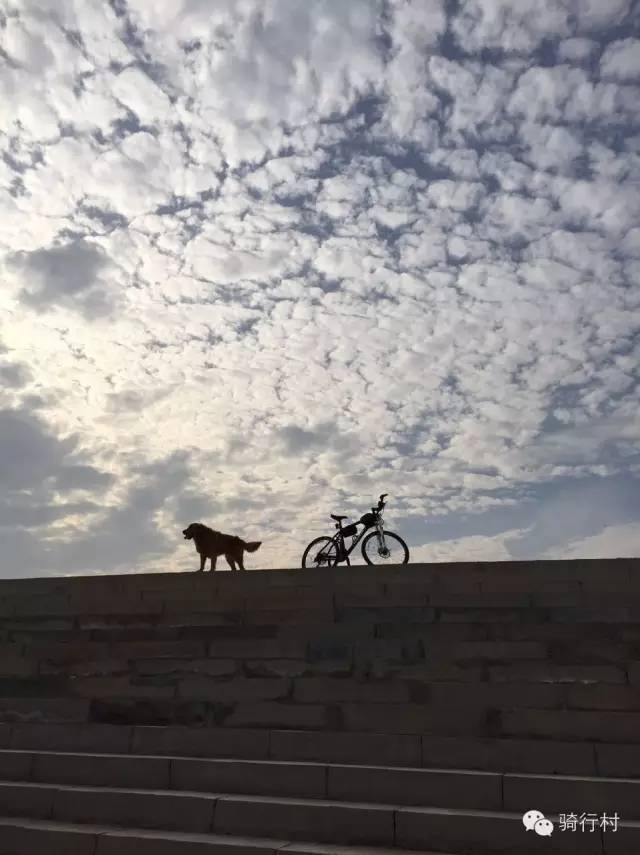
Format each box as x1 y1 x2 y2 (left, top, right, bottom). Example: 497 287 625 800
0 559 639 854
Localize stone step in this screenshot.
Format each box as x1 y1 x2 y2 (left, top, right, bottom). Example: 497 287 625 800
5 722 640 777
5 683 640 736
0 817 443 855
6 616 640 650
497 708 640 742
8 638 638 681
0 749 500 809
3 748 640 819
0 781 638 853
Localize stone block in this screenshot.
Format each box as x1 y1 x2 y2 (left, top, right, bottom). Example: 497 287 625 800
0 749 33 780
429 592 532 607
429 572 483 593
393 663 483 682
53 786 215 832
396 805 601 853
172 757 326 799
110 640 208 659
224 703 326 731
307 640 353 662
489 664 626 684
68 595 163 616
547 640 631 664
293 677 411 704
341 702 487 736
596 743 640 777
604 824 640 855
34 751 171 789
70 676 176 699
0 655 36 678
327 765 502 810
500 708 640 742
421 734 597 776
207 639 307 659
503 772 640 819
279 623 375 642
10 722 132 753
28 642 111 664
96 828 281 855
41 659 129 678
12 597 74 618
334 589 429 609
180 622 269 641
245 660 309 678
132 725 269 759
0 697 89 723
243 592 334 612
375 621 487 642
177 677 290 703
480 575 582 594
90 698 211 727
439 608 522 623
213 795 395 846
136 658 237 678
0 781 56 818
0 818 97 855
545 606 632 623
352 639 406 662
426 681 564 710
142 593 246 615
444 641 549 662
269 728 421 767
566 684 640 711
335 607 434 624
244 608 335 625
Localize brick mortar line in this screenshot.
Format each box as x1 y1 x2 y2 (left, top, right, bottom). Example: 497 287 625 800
48 782 60 822
209 795 218 833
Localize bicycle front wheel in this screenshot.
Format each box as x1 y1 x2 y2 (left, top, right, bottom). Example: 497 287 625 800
361 530 409 565
302 536 339 568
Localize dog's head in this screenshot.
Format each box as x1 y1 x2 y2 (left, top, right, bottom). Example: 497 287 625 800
182 523 200 540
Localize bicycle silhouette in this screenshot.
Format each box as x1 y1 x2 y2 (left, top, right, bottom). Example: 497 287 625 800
302 493 410 567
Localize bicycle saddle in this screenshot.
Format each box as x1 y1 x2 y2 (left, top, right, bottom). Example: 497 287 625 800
331 514 348 522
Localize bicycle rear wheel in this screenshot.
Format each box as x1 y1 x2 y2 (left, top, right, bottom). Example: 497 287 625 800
361 530 409 565
302 536 339 568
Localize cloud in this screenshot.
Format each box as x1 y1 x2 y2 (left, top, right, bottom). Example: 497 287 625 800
542 522 640 560
0 0 638 577
6 239 115 318
410 529 524 563
0 361 32 389
600 38 640 81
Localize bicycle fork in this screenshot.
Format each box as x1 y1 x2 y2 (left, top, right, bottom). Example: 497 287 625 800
375 524 389 557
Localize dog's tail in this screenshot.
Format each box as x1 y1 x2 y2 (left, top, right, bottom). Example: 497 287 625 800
242 540 261 552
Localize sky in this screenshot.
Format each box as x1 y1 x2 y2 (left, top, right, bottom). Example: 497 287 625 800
0 0 639 577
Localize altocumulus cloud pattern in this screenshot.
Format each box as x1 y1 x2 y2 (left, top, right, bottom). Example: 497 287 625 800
0 0 639 576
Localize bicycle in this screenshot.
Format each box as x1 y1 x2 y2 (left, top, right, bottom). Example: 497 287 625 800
301 493 410 567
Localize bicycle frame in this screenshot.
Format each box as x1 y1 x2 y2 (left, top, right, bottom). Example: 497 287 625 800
323 514 386 563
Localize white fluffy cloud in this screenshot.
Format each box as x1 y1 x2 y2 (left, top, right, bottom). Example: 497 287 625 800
0 0 638 577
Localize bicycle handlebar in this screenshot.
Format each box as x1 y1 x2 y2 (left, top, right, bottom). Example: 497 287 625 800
375 493 388 512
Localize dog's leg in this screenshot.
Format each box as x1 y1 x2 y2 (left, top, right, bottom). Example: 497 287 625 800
210 556 217 572
238 554 245 571
225 554 237 571
198 553 205 572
